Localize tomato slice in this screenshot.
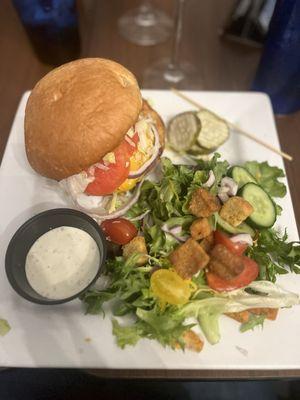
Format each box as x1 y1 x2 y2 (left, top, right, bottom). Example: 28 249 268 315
123 132 139 158
85 146 130 196
101 218 137 245
214 230 248 256
85 133 139 196
206 256 259 292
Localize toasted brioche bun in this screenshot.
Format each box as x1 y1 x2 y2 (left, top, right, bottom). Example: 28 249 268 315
25 58 143 180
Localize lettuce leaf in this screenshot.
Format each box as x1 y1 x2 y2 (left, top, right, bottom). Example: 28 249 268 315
240 314 265 333
112 319 145 348
224 281 300 310
177 281 299 344
81 254 154 316
244 161 287 198
247 229 300 282
112 306 195 349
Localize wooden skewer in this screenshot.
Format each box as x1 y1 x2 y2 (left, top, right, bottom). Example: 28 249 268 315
171 88 293 162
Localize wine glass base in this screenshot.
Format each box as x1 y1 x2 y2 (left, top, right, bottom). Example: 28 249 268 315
143 58 200 89
118 8 173 46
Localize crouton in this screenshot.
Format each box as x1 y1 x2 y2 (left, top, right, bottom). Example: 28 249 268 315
122 236 148 266
225 311 250 323
226 308 279 324
174 330 204 352
200 232 215 253
219 196 253 227
190 218 212 240
189 188 220 218
248 308 279 321
208 244 244 279
169 238 210 279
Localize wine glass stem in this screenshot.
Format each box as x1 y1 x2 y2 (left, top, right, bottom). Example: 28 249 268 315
136 0 156 26
170 0 185 69
140 0 153 13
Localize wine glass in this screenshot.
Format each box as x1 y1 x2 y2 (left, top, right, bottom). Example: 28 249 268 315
143 0 197 88
118 0 173 46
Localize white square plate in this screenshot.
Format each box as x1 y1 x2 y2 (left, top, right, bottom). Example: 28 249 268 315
0 90 299 369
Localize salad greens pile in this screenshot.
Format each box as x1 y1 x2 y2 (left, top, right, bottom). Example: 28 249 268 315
81 154 300 350
126 154 228 256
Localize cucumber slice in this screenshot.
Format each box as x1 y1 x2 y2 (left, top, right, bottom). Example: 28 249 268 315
167 112 200 152
216 214 255 237
239 183 276 229
228 166 257 188
196 110 229 150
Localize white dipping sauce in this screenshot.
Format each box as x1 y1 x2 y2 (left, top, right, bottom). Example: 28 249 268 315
25 226 100 300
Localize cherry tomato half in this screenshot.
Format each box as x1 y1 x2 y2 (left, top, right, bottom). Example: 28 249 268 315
206 256 259 292
214 230 248 256
101 218 137 245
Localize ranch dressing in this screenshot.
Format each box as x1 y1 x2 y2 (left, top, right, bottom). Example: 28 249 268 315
25 226 100 300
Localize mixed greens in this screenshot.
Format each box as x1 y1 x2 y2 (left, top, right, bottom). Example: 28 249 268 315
81 154 300 351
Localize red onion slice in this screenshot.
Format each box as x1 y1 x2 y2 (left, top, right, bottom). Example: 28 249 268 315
128 124 161 179
128 209 150 222
161 224 188 242
230 234 253 246
203 170 215 188
220 177 238 196
169 226 182 236
218 186 230 203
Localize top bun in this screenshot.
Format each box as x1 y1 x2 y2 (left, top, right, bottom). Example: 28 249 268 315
25 58 142 180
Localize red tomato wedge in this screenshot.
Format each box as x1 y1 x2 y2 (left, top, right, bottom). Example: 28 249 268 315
85 134 139 196
101 218 137 245
206 256 259 292
214 230 248 256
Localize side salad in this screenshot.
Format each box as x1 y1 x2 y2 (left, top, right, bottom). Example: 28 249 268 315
81 154 300 352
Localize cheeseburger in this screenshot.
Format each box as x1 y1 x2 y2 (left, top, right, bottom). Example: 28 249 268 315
25 58 164 220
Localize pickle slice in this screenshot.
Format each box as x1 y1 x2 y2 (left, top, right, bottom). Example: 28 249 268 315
196 110 229 150
187 143 215 156
167 112 200 152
